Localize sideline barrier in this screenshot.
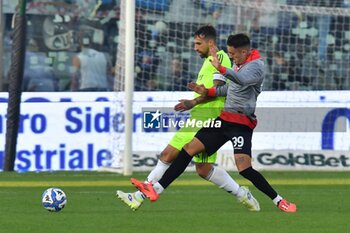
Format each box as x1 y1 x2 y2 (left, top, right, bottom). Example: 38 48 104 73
1 91 349 171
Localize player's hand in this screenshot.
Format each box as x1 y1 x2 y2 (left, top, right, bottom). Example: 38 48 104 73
174 99 196 112
187 82 208 96
209 46 220 70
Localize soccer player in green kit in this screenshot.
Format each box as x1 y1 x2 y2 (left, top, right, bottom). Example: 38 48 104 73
132 33 297 213
117 25 260 211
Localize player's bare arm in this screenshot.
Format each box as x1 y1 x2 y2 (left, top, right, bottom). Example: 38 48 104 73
174 80 224 111
174 99 197 112
187 82 208 96
71 56 81 91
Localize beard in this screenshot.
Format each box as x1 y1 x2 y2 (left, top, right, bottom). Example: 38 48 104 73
198 51 208 58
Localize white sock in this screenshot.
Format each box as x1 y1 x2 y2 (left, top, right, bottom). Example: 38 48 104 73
146 159 171 184
273 195 283 205
236 187 245 199
134 191 145 201
153 182 164 194
206 166 240 197
133 159 170 200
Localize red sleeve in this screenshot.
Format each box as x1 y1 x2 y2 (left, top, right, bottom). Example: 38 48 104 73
207 88 217 97
218 65 226 74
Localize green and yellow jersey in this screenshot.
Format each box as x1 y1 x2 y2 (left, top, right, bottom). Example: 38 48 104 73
169 50 231 163
190 50 231 121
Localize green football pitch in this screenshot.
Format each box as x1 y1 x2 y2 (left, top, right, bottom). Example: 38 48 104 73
0 171 349 233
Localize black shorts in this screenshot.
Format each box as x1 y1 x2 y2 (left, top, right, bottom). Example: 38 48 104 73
194 117 253 157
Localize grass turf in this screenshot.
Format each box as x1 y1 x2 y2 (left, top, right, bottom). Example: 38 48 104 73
0 171 349 233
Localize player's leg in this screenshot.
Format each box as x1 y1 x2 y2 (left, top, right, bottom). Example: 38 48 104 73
146 144 178 183
194 121 259 211
147 129 197 183
235 154 296 212
195 162 260 211
196 162 240 195
235 153 278 200
131 119 231 201
116 145 178 210
131 137 207 201
232 125 296 212
152 137 207 194
117 130 194 210
194 152 242 196
152 122 233 193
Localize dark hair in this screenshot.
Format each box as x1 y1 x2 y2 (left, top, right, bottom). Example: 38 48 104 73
194 25 216 41
227 33 250 48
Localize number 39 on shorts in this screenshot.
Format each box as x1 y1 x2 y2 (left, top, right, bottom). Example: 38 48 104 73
231 136 244 148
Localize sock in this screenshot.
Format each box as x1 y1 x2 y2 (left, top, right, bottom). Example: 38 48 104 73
236 187 246 199
134 191 146 201
153 182 164 194
146 159 171 184
239 167 278 200
135 159 171 200
158 149 193 189
206 166 240 197
273 195 283 206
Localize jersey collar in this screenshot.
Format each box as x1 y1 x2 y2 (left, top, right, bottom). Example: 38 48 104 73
235 49 261 71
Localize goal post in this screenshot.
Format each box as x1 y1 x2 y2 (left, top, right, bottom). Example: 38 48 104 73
106 0 135 175
123 0 135 176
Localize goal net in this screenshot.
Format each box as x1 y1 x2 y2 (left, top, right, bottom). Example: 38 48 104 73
107 0 350 173
116 0 350 91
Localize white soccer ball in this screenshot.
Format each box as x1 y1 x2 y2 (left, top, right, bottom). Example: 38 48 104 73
42 188 67 212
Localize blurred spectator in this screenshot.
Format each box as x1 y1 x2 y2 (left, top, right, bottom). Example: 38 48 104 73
344 0 350 8
166 57 193 91
73 0 99 18
71 31 110 91
136 0 171 13
288 42 311 90
280 0 302 30
334 67 347 90
95 0 117 15
271 52 288 90
150 20 168 48
317 14 331 62
23 39 58 91
135 9 150 48
193 0 223 26
313 1 340 62
3 34 12 89
287 0 342 62
135 45 159 91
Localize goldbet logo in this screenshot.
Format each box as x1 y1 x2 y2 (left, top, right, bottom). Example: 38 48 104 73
257 152 350 167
